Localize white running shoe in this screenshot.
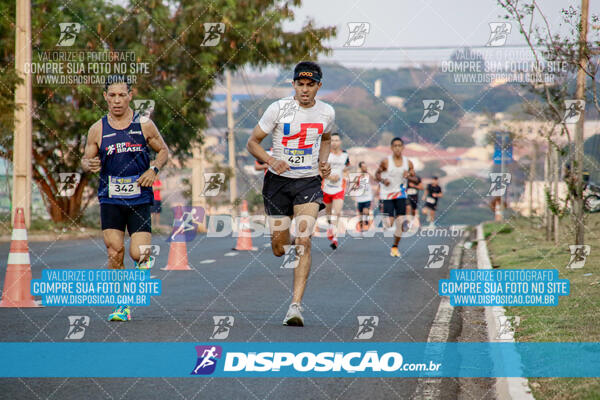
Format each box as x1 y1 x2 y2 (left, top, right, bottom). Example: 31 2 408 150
283 303 304 326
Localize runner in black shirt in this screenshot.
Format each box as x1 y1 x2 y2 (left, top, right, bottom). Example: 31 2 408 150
423 176 443 228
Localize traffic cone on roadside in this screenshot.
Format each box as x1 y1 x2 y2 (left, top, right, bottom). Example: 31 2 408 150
0 208 40 307
162 205 192 271
234 200 256 251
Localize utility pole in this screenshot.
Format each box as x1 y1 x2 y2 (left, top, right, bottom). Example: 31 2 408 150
528 143 537 217
12 0 33 228
191 142 204 208
226 70 237 215
573 0 589 245
553 147 560 244
499 133 505 221
545 141 551 241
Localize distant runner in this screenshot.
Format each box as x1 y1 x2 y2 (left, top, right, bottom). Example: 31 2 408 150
151 179 162 228
375 137 414 257
352 161 373 235
406 170 423 228
423 176 443 228
322 133 349 249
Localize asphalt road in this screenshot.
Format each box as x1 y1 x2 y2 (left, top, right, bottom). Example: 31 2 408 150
0 226 464 400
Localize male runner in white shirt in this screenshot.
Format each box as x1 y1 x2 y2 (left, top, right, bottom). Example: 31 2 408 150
247 61 335 326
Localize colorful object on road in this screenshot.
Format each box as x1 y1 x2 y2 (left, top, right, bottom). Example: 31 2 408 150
163 205 194 270
234 200 257 251
108 305 131 322
0 208 40 308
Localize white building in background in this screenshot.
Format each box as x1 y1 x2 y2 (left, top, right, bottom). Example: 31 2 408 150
512 181 568 217
466 112 600 146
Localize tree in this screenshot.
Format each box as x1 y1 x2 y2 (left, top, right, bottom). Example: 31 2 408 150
0 0 336 223
497 0 600 245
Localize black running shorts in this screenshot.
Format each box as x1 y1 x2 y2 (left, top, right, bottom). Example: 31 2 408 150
357 201 371 213
262 170 324 217
424 202 438 211
100 203 151 234
381 198 407 217
407 195 418 210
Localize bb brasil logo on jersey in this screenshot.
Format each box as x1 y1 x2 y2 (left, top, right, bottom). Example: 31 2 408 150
105 141 143 155
114 176 136 185
285 148 308 156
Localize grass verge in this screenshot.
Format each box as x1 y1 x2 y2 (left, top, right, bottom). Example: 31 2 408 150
485 213 600 400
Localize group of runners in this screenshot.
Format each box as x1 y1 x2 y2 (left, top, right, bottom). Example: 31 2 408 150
82 61 443 326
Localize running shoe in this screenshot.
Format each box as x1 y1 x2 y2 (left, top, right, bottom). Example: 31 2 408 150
108 305 131 322
390 247 401 257
283 303 304 326
330 239 338 250
135 256 154 270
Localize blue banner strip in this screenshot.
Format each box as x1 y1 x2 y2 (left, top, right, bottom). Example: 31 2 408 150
1 342 599 378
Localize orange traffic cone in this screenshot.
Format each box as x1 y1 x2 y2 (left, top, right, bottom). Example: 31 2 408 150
0 208 40 307
162 205 192 271
234 200 256 251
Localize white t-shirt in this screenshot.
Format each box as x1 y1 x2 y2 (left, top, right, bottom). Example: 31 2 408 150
258 97 335 179
323 150 349 194
379 155 409 200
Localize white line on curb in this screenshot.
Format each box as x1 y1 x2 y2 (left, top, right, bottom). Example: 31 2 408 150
413 236 465 400
476 224 535 400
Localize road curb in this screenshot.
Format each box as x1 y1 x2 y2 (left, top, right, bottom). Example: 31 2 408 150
413 232 466 400
476 223 535 400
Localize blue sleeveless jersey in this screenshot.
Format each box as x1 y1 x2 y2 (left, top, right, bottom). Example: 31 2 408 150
97 112 153 205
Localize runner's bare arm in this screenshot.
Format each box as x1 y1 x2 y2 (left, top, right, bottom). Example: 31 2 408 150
405 160 415 178
319 131 331 178
139 119 169 187
81 121 101 173
247 124 289 174
341 156 351 180
375 159 389 185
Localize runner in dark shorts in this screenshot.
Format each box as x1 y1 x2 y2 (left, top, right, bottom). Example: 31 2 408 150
81 75 169 321
423 176 443 227
247 61 335 327
406 170 423 227
375 137 415 258
151 179 162 227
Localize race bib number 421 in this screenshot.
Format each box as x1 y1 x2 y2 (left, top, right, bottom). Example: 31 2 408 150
284 148 312 170
109 175 141 198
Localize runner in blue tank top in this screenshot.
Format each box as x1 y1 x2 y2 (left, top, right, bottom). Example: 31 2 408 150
81 75 169 322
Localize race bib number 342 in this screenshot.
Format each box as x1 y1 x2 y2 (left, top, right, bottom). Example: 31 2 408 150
284 148 312 170
109 175 141 198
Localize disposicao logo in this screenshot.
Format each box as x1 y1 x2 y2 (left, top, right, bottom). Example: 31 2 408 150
191 345 222 375
223 350 405 373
